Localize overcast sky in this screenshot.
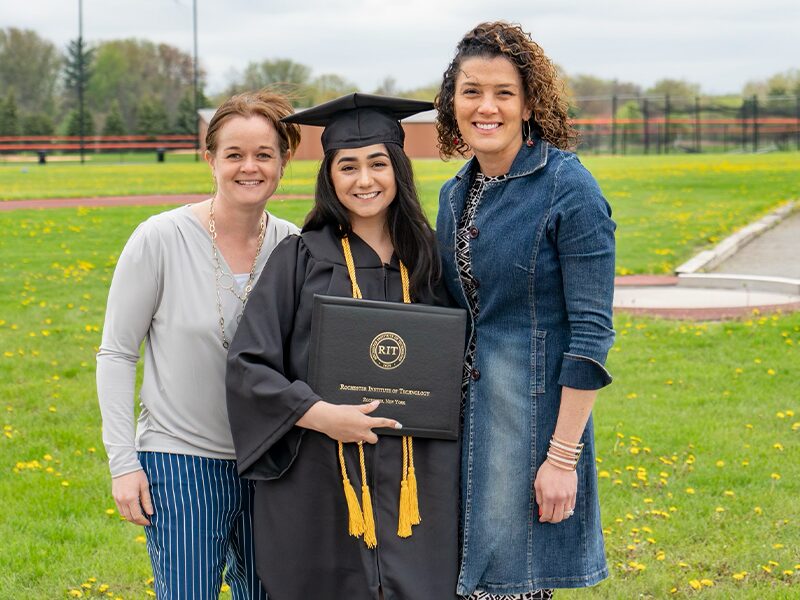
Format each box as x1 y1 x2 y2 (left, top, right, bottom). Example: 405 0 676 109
3 0 798 96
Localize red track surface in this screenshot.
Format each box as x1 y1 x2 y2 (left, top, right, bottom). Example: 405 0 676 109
0 194 313 211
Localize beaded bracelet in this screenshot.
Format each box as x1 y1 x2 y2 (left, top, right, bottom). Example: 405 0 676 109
545 435 584 471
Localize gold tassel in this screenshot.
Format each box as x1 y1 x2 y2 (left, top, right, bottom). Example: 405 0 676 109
406 437 421 525
359 442 377 548
397 436 412 537
338 441 364 537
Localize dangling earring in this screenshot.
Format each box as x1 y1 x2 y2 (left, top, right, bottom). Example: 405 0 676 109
453 127 462 145
523 120 534 147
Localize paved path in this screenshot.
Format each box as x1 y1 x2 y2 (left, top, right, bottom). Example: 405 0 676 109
0 193 313 211
710 211 800 279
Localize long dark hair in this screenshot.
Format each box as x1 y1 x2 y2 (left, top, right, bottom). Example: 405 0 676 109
303 143 441 299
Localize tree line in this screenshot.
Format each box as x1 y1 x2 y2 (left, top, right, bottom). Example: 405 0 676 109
1 26 797 137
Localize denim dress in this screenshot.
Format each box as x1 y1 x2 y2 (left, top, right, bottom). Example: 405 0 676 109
436 140 616 596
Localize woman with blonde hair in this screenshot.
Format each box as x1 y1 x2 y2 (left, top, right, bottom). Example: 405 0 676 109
97 90 301 599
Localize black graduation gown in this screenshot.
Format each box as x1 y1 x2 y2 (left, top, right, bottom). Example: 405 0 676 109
226 224 460 600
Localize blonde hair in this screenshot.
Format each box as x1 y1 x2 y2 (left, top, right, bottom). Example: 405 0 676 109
205 89 301 158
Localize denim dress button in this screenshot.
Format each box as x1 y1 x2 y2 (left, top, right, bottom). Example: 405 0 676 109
471 368 480 381
469 226 479 239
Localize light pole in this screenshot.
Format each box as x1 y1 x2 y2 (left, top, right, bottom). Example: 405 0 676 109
193 0 199 161
78 0 85 164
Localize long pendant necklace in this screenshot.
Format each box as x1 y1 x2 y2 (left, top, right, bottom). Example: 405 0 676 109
209 198 266 348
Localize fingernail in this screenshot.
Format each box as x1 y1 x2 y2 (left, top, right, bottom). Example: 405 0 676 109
394 422 403 429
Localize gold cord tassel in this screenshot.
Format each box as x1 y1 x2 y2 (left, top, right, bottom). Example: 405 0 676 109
338 441 365 537
406 437 421 525
339 236 422 547
358 442 377 548
397 436 413 537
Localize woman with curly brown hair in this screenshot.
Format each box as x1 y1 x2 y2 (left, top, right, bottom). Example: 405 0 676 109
434 22 616 599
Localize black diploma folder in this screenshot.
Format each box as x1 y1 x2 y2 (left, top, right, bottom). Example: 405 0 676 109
307 295 467 440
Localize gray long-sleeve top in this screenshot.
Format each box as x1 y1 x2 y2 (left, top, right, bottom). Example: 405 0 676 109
96 205 298 477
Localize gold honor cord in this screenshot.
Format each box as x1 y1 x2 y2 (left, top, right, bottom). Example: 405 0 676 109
339 235 420 548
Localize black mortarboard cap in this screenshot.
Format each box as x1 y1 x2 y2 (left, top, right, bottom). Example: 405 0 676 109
281 93 434 152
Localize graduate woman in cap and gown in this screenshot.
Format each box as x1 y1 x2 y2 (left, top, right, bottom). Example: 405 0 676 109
225 93 460 600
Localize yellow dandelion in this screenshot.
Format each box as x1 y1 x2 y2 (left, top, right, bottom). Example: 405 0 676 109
700 579 714 587
773 543 784 549
776 411 786 419
685 487 695 494
146 592 156 597
723 490 735 497
767 368 776 375
754 506 762 514
732 571 747 580
61 481 69 487
771 473 781 480
715 460 725 467
689 579 702 590
68 591 83 598
221 583 231 592
105 508 115 516
656 551 665 560
769 560 779 566
598 470 610 478
715 507 725 513
783 570 794 576
135 535 146 543
745 423 753 429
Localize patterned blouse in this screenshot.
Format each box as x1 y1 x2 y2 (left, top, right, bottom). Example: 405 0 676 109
456 172 553 600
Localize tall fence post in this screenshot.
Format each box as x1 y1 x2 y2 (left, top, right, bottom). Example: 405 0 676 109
664 94 671 154
694 96 701 153
752 94 759 153
740 98 748 151
611 95 618 155
643 98 650 154
796 94 800 151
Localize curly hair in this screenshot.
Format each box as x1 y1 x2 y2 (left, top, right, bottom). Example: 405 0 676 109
434 21 577 157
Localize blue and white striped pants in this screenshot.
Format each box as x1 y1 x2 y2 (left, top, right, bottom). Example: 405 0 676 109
139 452 267 600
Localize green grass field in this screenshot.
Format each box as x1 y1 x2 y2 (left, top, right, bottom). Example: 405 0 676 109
1 153 798 598
2 152 798 274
